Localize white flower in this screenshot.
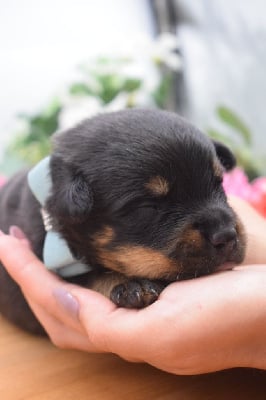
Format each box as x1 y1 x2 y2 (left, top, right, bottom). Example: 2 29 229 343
133 33 182 72
104 92 129 112
58 96 103 130
127 86 156 108
151 33 182 71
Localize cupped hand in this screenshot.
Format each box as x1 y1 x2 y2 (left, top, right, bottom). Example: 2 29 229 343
0 229 265 375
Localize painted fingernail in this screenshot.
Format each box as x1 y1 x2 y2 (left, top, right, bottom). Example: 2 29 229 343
9 225 28 240
53 287 80 320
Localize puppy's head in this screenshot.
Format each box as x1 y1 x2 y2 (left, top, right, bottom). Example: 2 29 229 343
46 109 245 281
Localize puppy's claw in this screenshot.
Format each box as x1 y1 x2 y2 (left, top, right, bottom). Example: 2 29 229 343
110 279 165 309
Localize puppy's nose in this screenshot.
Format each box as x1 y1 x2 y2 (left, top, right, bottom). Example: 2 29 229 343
209 228 237 248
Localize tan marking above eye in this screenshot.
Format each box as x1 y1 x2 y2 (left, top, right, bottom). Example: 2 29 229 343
145 176 169 196
93 226 114 247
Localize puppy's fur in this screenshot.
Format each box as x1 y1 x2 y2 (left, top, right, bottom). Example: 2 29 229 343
0 109 245 335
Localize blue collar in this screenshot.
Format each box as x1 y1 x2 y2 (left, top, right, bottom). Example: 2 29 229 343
28 157 92 278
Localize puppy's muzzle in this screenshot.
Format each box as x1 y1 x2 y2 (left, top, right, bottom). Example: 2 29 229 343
193 206 238 255
174 206 245 279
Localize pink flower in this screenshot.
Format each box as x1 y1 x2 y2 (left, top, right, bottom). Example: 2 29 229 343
250 177 266 217
223 168 266 217
223 168 252 200
0 175 7 187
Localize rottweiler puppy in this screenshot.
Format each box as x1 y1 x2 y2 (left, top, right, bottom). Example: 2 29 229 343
0 109 245 335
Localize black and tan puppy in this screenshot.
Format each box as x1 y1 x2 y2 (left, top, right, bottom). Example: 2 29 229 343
0 109 245 335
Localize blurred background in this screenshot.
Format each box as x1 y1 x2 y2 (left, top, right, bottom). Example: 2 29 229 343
1 0 266 180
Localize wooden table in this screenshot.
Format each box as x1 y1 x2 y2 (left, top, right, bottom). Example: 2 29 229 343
0 315 265 399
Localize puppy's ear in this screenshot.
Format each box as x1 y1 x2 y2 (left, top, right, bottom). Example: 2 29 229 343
58 175 93 223
47 157 93 223
213 141 236 171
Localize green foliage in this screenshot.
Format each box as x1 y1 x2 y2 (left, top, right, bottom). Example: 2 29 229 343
8 99 61 165
153 72 173 108
217 106 252 145
72 58 142 104
5 47 264 178
69 83 93 96
7 56 174 166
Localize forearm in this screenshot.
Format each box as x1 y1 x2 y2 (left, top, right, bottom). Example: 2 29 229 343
241 269 266 370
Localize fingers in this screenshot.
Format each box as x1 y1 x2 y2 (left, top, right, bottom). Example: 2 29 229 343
0 231 159 357
0 233 84 333
0 231 145 358
71 287 155 360
9 225 32 248
27 298 99 352
0 231 140 352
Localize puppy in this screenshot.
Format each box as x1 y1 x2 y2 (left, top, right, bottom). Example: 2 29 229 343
0 109 245 335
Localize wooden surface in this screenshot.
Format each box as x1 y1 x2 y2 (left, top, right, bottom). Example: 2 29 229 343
0 315 265 400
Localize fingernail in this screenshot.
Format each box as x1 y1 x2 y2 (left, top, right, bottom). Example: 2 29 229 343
9 225 28 240
53 287 80 320
0 230 4 236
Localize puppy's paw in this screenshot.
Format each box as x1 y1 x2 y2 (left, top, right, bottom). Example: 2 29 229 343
110 279 165 309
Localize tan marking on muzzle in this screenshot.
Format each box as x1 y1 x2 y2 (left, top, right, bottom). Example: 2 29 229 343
96 245 179 280
180 228 203 249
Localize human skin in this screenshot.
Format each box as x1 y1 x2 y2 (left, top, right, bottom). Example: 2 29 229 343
0 196 265 375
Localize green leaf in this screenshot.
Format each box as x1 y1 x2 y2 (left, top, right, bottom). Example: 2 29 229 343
217 106 252 145
234 148 260 179
206 129 236 149
44 98 61 116
69 83 94 96
96 74 124 104
123 78 142 92
152 73 172 108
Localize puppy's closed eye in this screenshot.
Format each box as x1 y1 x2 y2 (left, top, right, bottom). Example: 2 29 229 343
119 201 160 220
137 203 161 211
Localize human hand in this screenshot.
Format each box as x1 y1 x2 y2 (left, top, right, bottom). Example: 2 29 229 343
228 195 266 265
0 228 265 375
